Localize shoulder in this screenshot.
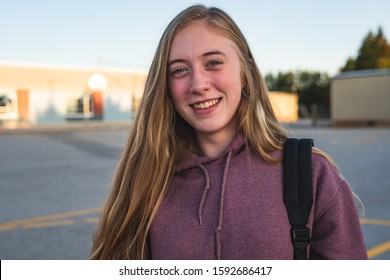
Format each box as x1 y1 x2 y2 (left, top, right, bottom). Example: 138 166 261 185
311 150 346 188
310 150 355 219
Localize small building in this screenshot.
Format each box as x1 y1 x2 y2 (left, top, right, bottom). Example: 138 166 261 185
269 91 299 123
0 61 148 127
331 69 390 126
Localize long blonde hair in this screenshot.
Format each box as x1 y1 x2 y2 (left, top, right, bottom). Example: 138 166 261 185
90 4 288 260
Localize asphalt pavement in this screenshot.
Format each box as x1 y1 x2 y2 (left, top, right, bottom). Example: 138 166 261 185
0 121 389 259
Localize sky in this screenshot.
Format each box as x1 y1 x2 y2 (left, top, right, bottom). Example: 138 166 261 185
0 0 389 76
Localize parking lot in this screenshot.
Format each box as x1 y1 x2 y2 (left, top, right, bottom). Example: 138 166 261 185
0 124 389 259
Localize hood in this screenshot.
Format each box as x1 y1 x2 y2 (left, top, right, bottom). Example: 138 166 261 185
173 133 247 174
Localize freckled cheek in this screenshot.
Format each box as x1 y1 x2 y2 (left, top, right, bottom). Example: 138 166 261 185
168 80 180 98
169 82 188 110
221 77 243 102
231 83 243 107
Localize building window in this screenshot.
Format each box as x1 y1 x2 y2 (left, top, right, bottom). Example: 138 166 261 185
0 94 17 120
0 95 12 113
66 93 93 120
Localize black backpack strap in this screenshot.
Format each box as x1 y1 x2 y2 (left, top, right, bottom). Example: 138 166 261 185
283 138 314 260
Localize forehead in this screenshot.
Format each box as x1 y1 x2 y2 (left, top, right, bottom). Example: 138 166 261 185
169 20 238 58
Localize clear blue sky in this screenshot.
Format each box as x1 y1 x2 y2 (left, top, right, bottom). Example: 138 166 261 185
1 0 389 75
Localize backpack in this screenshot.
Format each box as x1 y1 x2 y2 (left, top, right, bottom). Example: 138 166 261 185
283 138 314 260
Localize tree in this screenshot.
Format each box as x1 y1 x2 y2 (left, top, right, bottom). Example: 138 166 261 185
265 71 330 117
341 27 390 71
265 71 295 92
297 71 330 117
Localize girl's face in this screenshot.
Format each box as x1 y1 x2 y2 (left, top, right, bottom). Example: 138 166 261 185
168 20 243 141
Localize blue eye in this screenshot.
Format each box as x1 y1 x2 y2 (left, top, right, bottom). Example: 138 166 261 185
209 60 221 66
171 67 187 75
174 68 185 73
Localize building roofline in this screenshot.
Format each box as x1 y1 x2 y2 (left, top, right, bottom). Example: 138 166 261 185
333 68 390 80
0 60 148 74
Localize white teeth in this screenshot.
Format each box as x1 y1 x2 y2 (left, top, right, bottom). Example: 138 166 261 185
192 98 220 109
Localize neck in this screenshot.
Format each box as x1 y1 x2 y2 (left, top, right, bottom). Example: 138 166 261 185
196 127 238 157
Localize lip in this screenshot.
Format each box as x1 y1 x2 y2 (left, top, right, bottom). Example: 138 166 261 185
189 98 222 114
190 97 221 108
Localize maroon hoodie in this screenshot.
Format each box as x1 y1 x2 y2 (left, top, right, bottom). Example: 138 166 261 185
149 134 368 259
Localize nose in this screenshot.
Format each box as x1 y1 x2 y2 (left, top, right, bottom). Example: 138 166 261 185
189 67 210 94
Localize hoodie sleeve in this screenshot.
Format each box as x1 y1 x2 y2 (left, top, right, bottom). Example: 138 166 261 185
309 154 368 260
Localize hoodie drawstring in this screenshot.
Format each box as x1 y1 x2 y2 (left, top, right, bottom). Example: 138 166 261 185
216 151 232 260
197 151 233 260
198 164 210 226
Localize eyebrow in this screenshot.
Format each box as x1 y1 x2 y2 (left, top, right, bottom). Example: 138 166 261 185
168 50 227 67
203 50 227 57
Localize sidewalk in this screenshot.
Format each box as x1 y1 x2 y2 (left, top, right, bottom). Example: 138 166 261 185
0 120 133 135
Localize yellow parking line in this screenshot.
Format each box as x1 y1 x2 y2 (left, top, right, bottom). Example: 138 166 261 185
367 240 390 259
85 217 100 224
0 224 20 232
0 207 102 232
360 218 390 226
23 219 75 229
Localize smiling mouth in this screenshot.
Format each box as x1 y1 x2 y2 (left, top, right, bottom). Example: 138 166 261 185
191 98 221 109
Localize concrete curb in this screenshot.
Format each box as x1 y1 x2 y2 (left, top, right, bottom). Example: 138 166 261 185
0 121 133 135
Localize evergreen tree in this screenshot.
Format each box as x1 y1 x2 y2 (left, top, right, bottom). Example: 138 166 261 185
265 71 295 92
341 27 390 71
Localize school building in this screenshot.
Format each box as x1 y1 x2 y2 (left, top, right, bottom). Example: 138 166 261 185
0 61 147 128
331 69 390 126
0 61 298 128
